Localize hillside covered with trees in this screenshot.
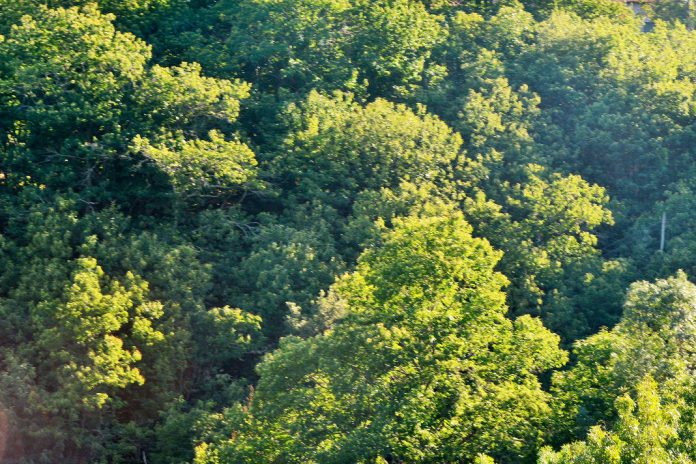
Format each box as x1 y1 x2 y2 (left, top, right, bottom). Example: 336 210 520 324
1 0 696 462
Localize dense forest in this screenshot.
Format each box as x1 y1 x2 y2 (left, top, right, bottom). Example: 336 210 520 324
1 0 696 462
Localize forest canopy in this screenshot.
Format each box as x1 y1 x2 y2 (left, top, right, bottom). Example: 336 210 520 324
1 0 696 462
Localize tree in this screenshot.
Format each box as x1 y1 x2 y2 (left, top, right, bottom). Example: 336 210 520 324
650 0 696 30
540 376 692 464
230 222 346 339
0 199 264 462
0 0 184 36
551 272 696 446
198 0 447 99
514 12 696 212
0 254 166 462
0 4 257 212
464 165 616 340
131 129 261 208
350 0 447 98
196 213 567 463
269 91 462 214
3 0 696 461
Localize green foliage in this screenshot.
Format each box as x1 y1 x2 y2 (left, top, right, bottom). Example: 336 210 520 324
0 243 168 459
463 165 616 339
0 0 183 36
217 0 446 98
0 199 263 461
2 0 696 461
197 214 566 463
541 376 692 464
0 4 150 143
132 130 260 205
551 272 696 445
230 222 346 338
135 62 251 136
221 0 357 93
0 3 256 212
515 12 696 209
650 0 696 29
270 91 462 211
350 0 447 98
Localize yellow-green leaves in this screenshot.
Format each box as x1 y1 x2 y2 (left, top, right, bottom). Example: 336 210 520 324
35 257 165 410
550 272 696 452
274 91 462 208
199 213 566 463
132 130 259 200
0 3 256 211
541 376 691 464
0 4 150 139
137 63 251 135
